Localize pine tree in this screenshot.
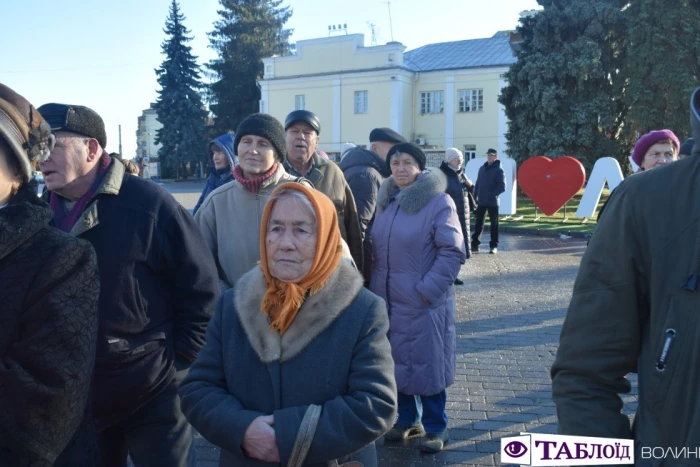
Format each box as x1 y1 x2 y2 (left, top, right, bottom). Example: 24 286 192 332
153 0 208 179
499 0 631 170
207 0 292 133
623 0 700 140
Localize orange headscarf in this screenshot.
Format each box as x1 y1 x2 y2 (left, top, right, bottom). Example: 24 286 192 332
259 183 343 335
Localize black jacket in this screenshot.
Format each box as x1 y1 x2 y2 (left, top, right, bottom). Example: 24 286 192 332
474 160 506 208
340 147 389 282
439 161 473 240
339 147 389 239
45 159 219 430
0 183 100 466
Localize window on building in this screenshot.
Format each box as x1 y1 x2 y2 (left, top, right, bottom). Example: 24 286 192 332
458 89 484 112
420 91 444 115
463 144 477 160
354 91 368 114
295 95 305 111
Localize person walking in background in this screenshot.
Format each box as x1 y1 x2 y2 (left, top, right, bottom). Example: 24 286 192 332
471 148 505 254
38 101 219 467
631 129 680 172
370 142 465 453
440 147 474 285
0 83 100 466
194 114 306 292
192 133 236 215
283 110 364 271
180 183 397 466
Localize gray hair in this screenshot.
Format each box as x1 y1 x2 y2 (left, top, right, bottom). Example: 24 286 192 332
268 186 317 223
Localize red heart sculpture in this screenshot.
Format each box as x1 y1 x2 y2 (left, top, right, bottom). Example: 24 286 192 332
518 156 586 216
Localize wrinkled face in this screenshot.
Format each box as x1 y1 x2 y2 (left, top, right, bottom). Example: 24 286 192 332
0 138 21 204
212 148 228 170
39 131 90 195
266 196 317 283
449 158 463 170
641 142 676 170
487 152 498 164
285 122 318 168
371 141 395 160
390 153 421 189
237 135 277 178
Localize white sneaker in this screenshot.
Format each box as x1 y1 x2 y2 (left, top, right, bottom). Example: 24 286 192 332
489 247 498 254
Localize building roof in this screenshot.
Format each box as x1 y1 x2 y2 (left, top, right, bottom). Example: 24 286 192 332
404 32 517 72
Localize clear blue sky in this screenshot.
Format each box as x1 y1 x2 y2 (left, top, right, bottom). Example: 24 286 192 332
0 0 540 159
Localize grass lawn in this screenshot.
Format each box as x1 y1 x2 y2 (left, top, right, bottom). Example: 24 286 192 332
495 189 610 235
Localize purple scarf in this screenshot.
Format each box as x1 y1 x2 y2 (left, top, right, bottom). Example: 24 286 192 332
50 154 113 233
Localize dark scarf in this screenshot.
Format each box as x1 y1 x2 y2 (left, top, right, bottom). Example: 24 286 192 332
233 162 278 194
50 154 112 233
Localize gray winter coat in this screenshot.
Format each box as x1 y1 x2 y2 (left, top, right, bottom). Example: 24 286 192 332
369 168 466 396
179 262 397 467
474 160 506 208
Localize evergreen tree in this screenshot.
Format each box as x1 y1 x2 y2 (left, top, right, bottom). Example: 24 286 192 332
499 0 631 169
153 0 208 179
207 0 292 133
623 0 700 140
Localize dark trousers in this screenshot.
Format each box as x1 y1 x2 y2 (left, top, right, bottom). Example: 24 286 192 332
471 205 499 249
397 390 448 433
97 366 195 467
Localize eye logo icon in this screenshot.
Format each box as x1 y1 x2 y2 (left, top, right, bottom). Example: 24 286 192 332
504 441 528 458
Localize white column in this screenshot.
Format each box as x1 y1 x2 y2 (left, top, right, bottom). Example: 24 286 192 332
259 80 269 114
390 77 403 133
498 75 508 157
333 78 342 153
445 76 455 149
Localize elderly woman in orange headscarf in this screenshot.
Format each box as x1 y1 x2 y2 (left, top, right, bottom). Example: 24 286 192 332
179 183 397 467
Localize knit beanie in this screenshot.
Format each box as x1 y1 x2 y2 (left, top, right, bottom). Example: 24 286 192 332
444 147 464 163
37 103 107 149
631 129 680 168
260 183 342 335
386 142 427 172
233 113 286 161
0 83 55 183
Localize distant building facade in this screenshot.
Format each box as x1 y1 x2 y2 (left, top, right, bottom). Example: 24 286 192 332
135 103 163 178
259 31 519 163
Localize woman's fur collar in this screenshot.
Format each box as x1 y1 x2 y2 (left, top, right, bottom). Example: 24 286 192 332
377 167 447 215
233 261 364 363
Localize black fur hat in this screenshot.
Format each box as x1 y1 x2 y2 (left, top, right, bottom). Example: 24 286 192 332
38 103 107 149
386 142 427 172
233 113 286 161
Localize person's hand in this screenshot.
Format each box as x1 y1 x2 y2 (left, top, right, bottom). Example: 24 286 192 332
242 415 280 462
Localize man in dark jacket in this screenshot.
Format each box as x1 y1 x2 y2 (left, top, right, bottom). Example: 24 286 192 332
551 88 700 461
192 133 236 215
340 127 405 281
38 103 219 467
471 148 506 254
283 109 364 271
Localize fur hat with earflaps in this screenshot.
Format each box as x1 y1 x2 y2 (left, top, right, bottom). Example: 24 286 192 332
0 83 55 183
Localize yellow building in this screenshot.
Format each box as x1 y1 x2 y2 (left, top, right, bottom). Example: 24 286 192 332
259 31 518 163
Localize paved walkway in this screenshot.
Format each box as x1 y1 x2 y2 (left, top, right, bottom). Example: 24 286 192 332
159 182 639 466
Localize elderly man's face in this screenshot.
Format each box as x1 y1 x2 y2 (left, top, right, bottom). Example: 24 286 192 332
285 122 318 168
39 131 92 196
371 141 395 161
266 195 317 283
